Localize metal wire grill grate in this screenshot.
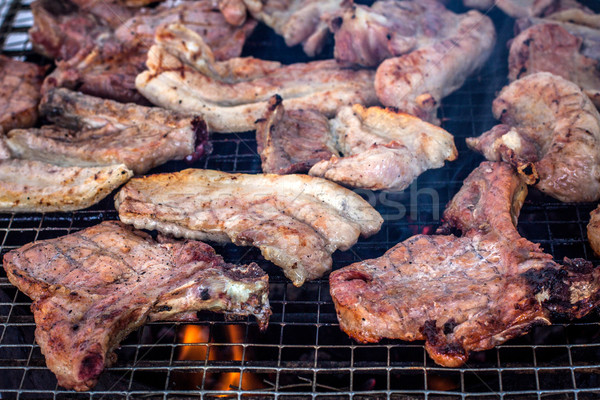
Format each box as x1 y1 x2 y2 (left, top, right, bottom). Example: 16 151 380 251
1 0 600 399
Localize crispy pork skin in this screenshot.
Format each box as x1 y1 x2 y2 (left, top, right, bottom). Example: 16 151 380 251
2 221 270 391
309 105 457 191
588 205 600 257
115 169 383 286
330 162 600 367
375 10 495 124
256 95 337 174
5 88 209 174
136 23 377 133
0 160 132 212
467 72 600 202
509 23 600 108
0 56 46 132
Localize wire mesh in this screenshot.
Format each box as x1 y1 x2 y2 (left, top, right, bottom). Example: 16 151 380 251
1 0 600 399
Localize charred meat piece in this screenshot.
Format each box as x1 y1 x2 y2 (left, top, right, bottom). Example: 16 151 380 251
4 88 209 174
589 205 600 257
509 24 600 108
115 169 383 286
308 105 457 191
0 160 132 212
243 0 344 56
329 0 472 67
467 72 600 202
2 221 270 391
375 10 495 124
136 24 377 133
256 95 337 174
0 56 46 132
330 162 600 367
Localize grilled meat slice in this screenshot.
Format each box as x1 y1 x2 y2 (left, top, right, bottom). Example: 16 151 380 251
4 89 209 174
0 160 132 212
330 162 600 367
2 220 270 391
219 0 247 26
589 205 600 257
115 169 383 286
375 10 495 124
509 24 600 108
256 95 337 174
136 23 377 133
467 72 600 202
308 105 457 191
0 56 46 132
243 0 344 56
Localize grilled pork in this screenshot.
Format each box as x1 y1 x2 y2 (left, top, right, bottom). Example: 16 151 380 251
115 169 383 286
375 10 495 124
0 160 132 212
308 105 457 191
0 56 46 132
2 221 270 391
136 23 377 132
467 72 600 202
330 162 600 367
4 88 209 174
589 205 600 257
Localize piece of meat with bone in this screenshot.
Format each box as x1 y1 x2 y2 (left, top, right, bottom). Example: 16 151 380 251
330 162 600 367
588 205 600 257
136 23 377 133
509 23 600 109
329 0 476 67
2 220 270 391
375 10 495 124
0 160 132 212
0 56 46 133
243 0 344 56
115 169 383 286
308 104 458 191
467 72 600 202
4 88 209 174
256 95 338 174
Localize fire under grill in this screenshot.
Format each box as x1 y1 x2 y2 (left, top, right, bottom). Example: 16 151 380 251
2 0 600 399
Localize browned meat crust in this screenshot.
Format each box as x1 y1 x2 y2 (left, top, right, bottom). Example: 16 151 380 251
256 95 337 174
115 169 383 286
330 162 600 367
0 56 47 132
588 205 600 257
509 23 600 109
5 88 210 174
2 221 270 391
467 72 600 202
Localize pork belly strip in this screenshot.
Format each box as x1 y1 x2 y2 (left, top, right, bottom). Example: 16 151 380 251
308 104 458 191
509 23 600 109
330 162 600 367
467 72 600 202
0 56 46 132
4 88 209 174
589 205 600 257
136 23 377 133
115 169 383 286
2 221 270 391
375 10 495 124
0 160 132 212
256 95 338 174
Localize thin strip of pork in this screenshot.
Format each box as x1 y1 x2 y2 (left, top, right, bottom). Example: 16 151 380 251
0 56 46 132
136 23 377 133
329 0 473 67
4 88 209 174
243 0 344 56
0 160 132 212
467 72 600 202
256 95 338 174
308 105 457 191
2 221 270 391
509 24 600 108
375 10 495 124
115 169 383 286
330 162 600 367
